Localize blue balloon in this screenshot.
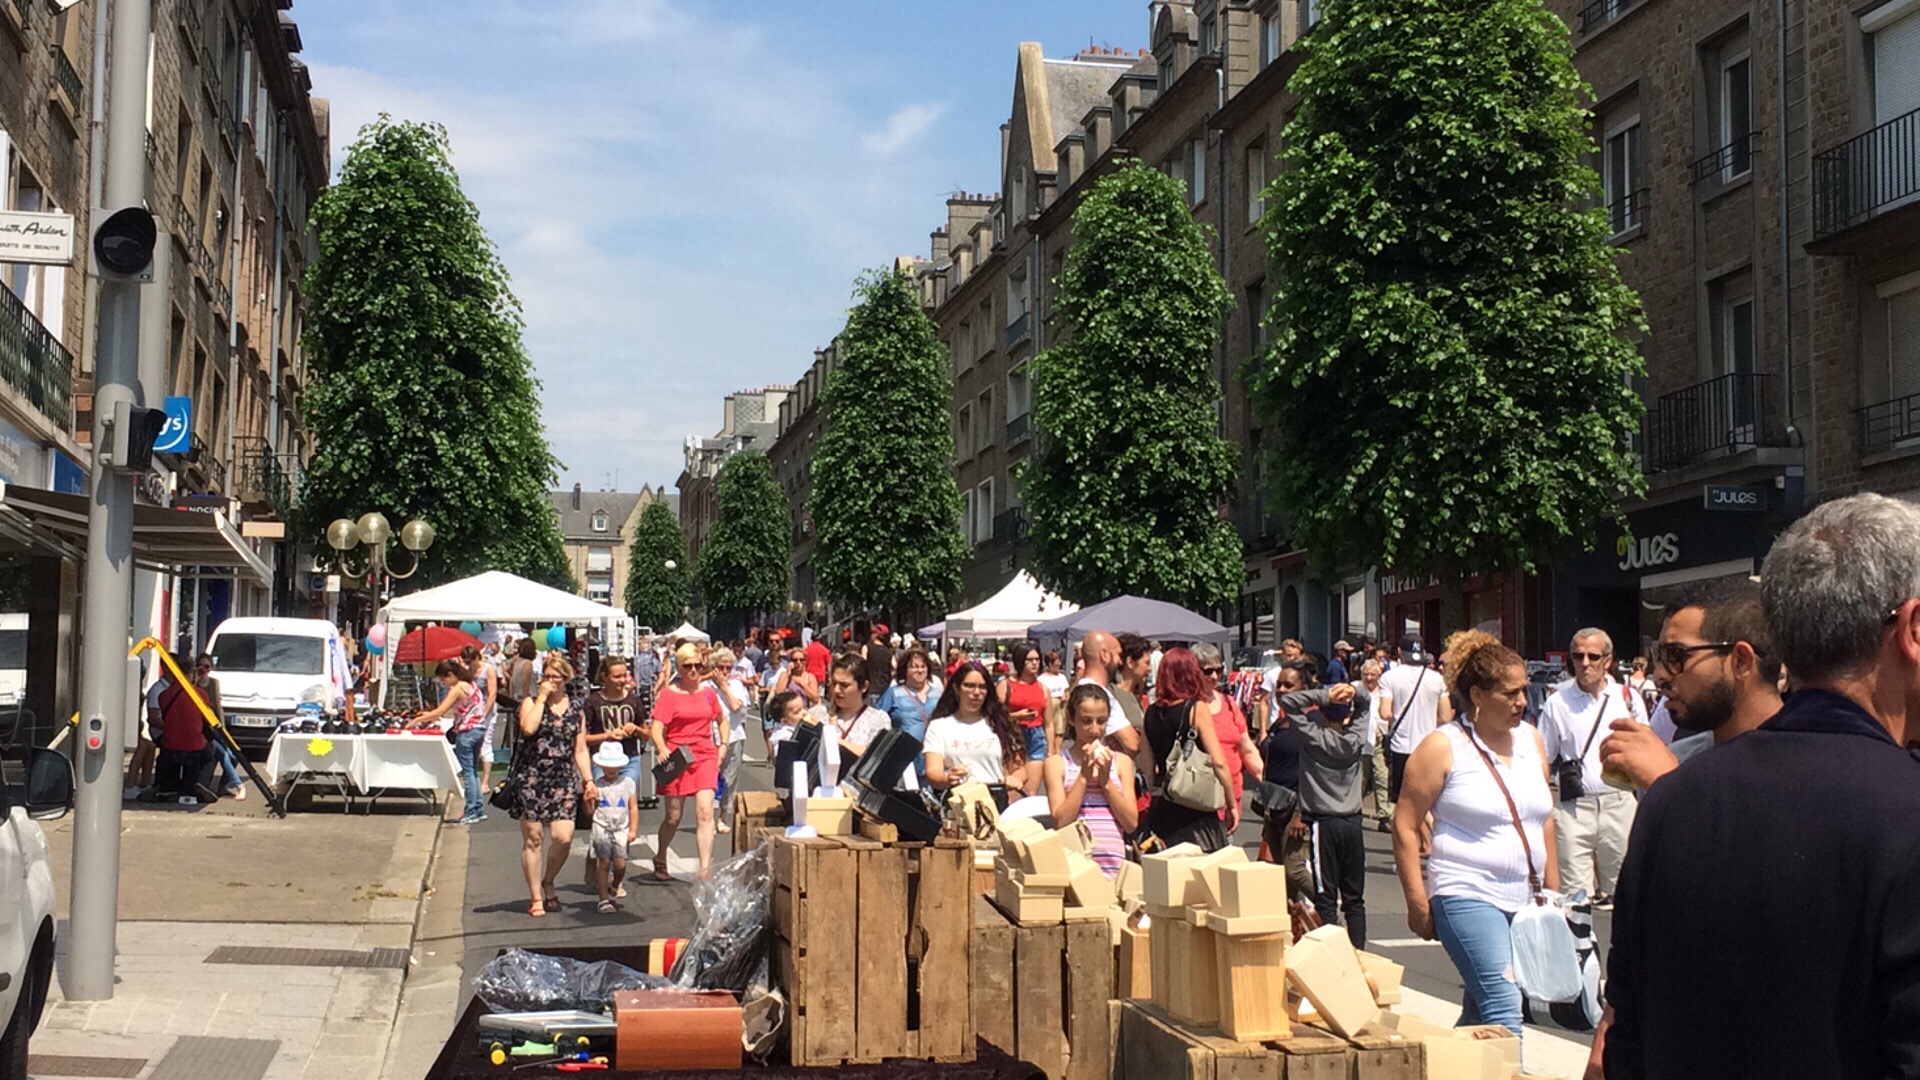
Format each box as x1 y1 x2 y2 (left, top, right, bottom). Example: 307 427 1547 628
459 620 483 636
547 626 567 650
365 637 384 656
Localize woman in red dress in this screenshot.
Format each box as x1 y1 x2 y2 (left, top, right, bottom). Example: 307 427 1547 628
649 643 723 880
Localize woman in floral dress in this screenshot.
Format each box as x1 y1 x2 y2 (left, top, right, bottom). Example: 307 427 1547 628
509 652 597 916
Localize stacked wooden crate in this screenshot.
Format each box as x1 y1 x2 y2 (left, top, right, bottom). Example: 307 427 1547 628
769 834 974 1067
970 894 1113 1080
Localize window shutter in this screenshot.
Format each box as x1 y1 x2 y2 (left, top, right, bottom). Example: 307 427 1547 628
1874 7 1920 126
1890 287 1920 399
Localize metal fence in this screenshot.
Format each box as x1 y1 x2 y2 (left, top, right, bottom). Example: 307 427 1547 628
1813 107 1920 238
1642 371 1775 473
1859 392 1920 457
0 284 73 433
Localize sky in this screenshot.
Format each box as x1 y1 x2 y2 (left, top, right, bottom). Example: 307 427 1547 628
293 0 1146 493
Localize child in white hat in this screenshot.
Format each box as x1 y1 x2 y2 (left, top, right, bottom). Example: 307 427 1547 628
589 742 638 913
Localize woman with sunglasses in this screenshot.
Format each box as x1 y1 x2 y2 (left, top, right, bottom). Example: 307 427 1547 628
650 643 724 880
998 642 1055 762
506 652 597 917
923 661 1031 798
773 647 822 710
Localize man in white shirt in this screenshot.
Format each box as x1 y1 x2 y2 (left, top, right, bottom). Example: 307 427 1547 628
1538 627 1648 907
1076 630 1137 752
1376 635 1448 808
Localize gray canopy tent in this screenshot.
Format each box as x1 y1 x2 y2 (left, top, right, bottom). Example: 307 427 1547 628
1027 594 1231 653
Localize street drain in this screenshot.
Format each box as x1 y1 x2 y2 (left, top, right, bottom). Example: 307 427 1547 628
148 1037 278 1080
26 1055 146 1078
205 945 409 969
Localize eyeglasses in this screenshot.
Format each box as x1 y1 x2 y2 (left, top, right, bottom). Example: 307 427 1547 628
1651 641 1736 671
1888 600 1916 625
1202 666 1223 676
1568 651 1613 664
683 663 709 673
959 682 988 693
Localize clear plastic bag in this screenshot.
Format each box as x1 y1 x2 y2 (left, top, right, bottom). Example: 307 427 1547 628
670 840 773 992
475 947 672 1013
1510 893 1584 1004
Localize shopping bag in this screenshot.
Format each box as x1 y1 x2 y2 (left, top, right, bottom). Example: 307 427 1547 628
1510 892 1584 1004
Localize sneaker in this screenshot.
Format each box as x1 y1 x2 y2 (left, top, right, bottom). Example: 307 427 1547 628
457 811 485 825
1592 892 1614 911
615 885 627 899
123 786 144 800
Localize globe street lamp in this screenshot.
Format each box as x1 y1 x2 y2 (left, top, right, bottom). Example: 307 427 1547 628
326 511 434 600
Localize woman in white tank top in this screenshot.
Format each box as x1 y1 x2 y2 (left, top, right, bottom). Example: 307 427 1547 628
1390 631 1558 1038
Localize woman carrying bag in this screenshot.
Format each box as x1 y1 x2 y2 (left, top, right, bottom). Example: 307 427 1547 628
1139 647 1239 852
1391 630 1559 1037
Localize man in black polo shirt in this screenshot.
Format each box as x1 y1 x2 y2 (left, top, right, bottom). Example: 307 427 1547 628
1604 493 1920 1079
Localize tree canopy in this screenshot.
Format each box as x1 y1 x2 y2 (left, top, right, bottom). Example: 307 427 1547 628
1252 0 1646 599
696 450 791 632
809 270 965 617
300 117 570 588
1021 160 1244 610
625 499 690 630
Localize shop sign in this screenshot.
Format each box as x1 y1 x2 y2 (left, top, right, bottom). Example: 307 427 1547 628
0 210 75 264
1617 532 1681 571
1703 483 1769 512
50 450 83 495
155 397 192 454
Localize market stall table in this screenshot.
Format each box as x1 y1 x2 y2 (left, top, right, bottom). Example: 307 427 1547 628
265 731 463 812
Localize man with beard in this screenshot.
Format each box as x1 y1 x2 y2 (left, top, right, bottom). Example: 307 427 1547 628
1594 579 1781 791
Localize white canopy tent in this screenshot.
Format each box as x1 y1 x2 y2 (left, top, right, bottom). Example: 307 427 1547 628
665 621 710 644
374 571 635 705
942 572 1078 639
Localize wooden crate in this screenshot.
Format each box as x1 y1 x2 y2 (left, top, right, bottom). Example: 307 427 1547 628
732 790 788 855
1272 1026 1356 1080
1211 931 1289 1042
1304 1023 1424 1080
771 835 974 1067
971 893 1116 1080
1113 998 1282 1080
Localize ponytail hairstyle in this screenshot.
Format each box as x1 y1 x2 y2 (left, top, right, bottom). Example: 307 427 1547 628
434 658 473 683
1441 629 1522 708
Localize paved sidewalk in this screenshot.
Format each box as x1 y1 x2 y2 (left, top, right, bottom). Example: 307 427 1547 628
30 797 444 1080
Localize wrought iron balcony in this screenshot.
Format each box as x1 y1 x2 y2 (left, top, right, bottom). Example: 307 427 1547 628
1606 187 1648 237
1642 372 1783 473
1859 392 1920 457
1005 311 1031 349
1813 107 1920 241
174 194 198 255
0 284 73 433
1691 131 1760 185
1006 412 1030 444
52 47 83 112
991 507 1029 547
231 435 304 520
1578 0 1636 33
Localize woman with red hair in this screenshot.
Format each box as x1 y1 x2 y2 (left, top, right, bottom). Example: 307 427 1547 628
1140 647 1240 852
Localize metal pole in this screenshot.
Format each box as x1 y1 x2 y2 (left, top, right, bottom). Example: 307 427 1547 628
69 0 154 1002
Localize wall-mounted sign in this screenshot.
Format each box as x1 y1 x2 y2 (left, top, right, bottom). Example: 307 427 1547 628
0 210 76 265
1617 531 1681 572
155 397 192 454
1703 483 1770 512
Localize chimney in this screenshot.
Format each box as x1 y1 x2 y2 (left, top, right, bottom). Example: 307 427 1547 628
571 482 582 510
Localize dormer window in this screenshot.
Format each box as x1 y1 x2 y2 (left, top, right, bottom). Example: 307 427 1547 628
592 511 609 532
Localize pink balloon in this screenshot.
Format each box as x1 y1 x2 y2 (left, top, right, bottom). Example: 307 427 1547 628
367 624 388 648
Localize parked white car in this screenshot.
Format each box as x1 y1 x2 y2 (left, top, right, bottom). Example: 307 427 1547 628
1 746 73 1079
205 617 351 754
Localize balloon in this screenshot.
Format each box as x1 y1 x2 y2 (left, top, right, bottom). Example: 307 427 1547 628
365 637 384 656
367 624 388 648
459 620 482 636
547 627 567 650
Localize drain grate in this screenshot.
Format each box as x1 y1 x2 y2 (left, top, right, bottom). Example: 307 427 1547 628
26 1055 147 1078
148 1037 278 1080
205 945 408 969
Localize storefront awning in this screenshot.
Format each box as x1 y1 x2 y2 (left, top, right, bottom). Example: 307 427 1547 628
0 481 272 585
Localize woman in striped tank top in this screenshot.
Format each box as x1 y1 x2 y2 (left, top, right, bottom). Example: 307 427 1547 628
1043 683 1138 878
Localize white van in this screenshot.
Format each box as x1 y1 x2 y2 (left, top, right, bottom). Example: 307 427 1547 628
205 617 350 754
0 614 26 711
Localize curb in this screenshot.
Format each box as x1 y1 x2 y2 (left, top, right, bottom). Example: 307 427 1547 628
405 795 454 958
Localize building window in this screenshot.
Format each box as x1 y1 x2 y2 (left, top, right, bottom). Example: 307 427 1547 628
1246 139 1267 227
1247 280 1269 358
957 404 972 459
1006 366 1032 441
1158 58 1174 92
1719 292 1756 377
586 579 612 603
1870 2 1920 127
1718 54 1754 180
976 389 994 454
1187 138 1207 206
591 511 608 532
587 547 613 573
1603 117 1644 236
1862 271 1920 454
973 478 996 546
1302 0 1322 32
1261 11 1282 66
1200 16 1218 55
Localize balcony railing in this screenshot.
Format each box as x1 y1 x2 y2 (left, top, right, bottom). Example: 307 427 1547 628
991 507 1028 547
1606 187 1649 237
1690 131 1760 185
1005 311 1031 349
52 48 83 111
1578 0 1636 33
0 284 73 433
1859 392 1920 457
174 194 198 255
231 435 304 519
1642 372 1780 473
1813 107 1920 239
1006 412 1031 444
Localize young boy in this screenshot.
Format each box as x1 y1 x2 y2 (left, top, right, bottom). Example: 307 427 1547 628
589 742 638 913
764 690 805 755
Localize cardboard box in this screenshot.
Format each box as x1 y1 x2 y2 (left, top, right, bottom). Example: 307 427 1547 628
1139 843 1205 908
808 795 854 836
613 988 743 1070
1216 862 1289 920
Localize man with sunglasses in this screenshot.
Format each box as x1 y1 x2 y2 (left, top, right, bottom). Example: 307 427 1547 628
1539 628 1647 908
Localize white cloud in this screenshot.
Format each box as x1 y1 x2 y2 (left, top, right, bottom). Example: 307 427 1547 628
861 103 946 158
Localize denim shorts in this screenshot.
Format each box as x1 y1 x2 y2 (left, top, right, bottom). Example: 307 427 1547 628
1020 723 1048 761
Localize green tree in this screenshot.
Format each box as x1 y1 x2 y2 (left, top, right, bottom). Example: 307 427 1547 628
1252 0 1646 625
810 271 965 617
696 451 791 634
625 499 690 629
300 117 570 588
1021 160 1243 610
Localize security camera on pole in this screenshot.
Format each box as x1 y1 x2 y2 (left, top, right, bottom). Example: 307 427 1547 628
69 0 157 1002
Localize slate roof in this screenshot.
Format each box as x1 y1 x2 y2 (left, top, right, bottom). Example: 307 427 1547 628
1043 56 1134 150
548 489 675 541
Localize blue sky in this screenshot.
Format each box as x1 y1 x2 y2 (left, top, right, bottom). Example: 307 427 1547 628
294 1 1145 491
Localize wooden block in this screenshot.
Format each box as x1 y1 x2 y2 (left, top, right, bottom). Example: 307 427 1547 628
1217 862 1290 920
856 814 898 843
1066 851 1114 908
732 791 788 855
1327 1022 1424 1080
613 989 743 1070
1199 909 1293 937
809 794 855 836
1057 818 1093 855
1271 1025 1353 1080
771 837 860 1065
1115 859 1144 908
1063 905 1109 921
1144 902 1185 922
853 841 911 1062
1190 846 1250 910
1117 918 1151 1000
1114 999 1283 1080
970 895 1016 1057
1160 917 1220 1027
1021 828 1073 877
1064 918 1114 1080
994 872 1066 925
1421 1034 1511 1080
1357 949 1405 1006
1147 907 1173 1011
1286 925 1379 1039
1452 1025 1521 1067
1014 922 1068 1080
1368 1011 1453 1041
1212 930 1290 1042
1140 842 1205 908
973 864 997 897
914 839 976 1062
996 814 1044 843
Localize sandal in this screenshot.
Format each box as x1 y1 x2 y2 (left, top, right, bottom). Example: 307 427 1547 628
542 886 560 910
597 899 617 914
652 856 671 883
528 899 546 918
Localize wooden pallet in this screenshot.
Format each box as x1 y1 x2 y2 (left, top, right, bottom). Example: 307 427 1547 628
1114 998 1282 1080
1301 1023 1423 1080
770 835 973 1067
970 894 1115 1080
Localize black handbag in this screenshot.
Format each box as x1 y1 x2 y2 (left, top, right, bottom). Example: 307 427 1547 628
488 753 520 813
653 745 694 787
1553 690 1615 801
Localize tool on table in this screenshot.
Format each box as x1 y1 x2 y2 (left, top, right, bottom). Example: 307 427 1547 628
554 1062 609 1073
511 1051 599 1071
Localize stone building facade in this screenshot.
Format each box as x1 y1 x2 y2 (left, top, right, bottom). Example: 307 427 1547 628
676 384 792 564
768 344 835 613
549 483 676 609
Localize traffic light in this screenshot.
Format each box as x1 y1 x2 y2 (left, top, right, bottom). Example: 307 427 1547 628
91 206 156 282
106 400 168 472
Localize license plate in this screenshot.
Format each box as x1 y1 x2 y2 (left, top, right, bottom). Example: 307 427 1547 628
230 714 278 728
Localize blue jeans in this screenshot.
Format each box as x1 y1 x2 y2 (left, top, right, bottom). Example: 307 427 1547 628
1432 894 1522 1036
1020 724 1048 761
620 751 645 793
212 739 243 791
452 726 487 819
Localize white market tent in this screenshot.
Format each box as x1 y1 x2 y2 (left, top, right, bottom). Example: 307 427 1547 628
665 621 710 644
942 572 1079 639
375 571 635 705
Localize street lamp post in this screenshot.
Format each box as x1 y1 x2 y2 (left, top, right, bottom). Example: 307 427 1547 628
325 511 435 605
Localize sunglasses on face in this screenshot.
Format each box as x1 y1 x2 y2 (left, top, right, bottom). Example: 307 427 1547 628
1202 666 1223 676
1569 651 1612 664
1652 641 1736 670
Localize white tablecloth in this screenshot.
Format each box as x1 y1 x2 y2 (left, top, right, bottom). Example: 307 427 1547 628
266 732 465 797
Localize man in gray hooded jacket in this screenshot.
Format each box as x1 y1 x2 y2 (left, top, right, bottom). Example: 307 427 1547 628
1275 663 1372 948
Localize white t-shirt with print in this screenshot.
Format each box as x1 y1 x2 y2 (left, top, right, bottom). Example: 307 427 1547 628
922 715 1007 784
1075 677 1133 737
